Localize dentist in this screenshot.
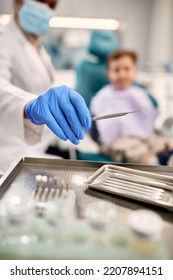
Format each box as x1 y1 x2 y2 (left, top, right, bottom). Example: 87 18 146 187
0 0 91 172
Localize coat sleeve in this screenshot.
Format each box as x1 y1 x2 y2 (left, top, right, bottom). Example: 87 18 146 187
0 29 44 145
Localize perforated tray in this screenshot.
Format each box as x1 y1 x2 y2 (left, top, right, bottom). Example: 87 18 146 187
1 158 173 259
0 157 173 210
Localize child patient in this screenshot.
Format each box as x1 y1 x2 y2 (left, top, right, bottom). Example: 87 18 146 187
90 49 169 164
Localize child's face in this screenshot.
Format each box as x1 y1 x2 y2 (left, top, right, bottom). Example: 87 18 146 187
107 55 137 90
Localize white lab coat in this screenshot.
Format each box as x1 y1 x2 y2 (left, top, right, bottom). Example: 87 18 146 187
0 19 57 173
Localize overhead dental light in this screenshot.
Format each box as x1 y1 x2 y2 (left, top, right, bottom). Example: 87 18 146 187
49 16 120 30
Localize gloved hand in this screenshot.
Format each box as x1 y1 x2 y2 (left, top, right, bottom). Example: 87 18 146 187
25 85 91 145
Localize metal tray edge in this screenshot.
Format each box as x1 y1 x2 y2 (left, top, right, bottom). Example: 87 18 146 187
89 184 173 212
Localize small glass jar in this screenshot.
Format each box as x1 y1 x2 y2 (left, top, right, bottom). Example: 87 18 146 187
2 195 36 244
44 198 76 242
127 209 167 258
85 200 117 246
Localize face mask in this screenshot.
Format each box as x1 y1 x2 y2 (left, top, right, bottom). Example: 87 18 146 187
18 0 53 36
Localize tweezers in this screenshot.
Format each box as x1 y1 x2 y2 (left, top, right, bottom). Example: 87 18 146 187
92 109 143 121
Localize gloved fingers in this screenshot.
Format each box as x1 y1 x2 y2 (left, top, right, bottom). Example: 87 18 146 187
50 86 91 133
69 88 92 130
62 103 85 140
41 106 68 141
50 86 85 140
50 108 82 144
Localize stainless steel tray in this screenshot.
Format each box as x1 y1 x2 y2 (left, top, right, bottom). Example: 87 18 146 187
86 164 173 212
0 157 110 216
0 157 173 213
1 158 173 259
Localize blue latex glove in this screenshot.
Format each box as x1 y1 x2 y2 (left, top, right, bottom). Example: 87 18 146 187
25 86 91 145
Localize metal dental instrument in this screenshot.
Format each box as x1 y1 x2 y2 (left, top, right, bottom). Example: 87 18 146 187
92 109 143 121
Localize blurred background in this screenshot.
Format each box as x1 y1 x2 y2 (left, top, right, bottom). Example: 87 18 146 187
1 0 172 113
1 0 173 157
1 0 173 67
